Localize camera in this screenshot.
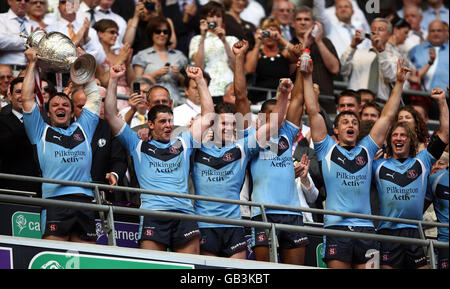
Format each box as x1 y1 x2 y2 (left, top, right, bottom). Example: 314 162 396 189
208 21 217 30
261 30 271 38
362 32 371 39
144 1 155 12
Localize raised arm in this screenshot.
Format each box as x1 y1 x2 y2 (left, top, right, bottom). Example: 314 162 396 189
430 87 449 144
302 59 327 143
256 78 291 144
22 48 38 113
104 64 127 135
232 40 251 129
370 59 412 147
188 66 215 142
286 44 305 127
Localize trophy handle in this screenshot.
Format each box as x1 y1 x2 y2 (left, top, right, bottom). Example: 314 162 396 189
70 54 96 85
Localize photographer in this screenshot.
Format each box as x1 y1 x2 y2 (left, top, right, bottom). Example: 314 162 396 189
244 17 296 104
123 0 177 56
188 1 239 103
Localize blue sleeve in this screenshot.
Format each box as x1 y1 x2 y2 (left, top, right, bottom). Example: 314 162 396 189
359 135 380 158
281 120 299 144
116 124 140 153
417 148 437 172
23 104 46 145
314 134 334 161
76 108 99 143
425 174 435 202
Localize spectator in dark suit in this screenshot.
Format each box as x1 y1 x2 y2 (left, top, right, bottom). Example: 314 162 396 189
72 86 127 205
0 77 42 196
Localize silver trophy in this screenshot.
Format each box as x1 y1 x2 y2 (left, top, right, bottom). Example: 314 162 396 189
24 29 96 85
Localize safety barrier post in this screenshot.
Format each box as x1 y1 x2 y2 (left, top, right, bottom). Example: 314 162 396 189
260 204 278 263
94 186 116 246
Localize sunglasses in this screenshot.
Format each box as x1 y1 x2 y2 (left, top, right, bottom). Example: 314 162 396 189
154 29 169 35
105 30 119 35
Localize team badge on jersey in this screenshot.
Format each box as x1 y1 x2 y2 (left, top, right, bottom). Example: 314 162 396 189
46 127 86 149
331 147 368 173
379 160 422 187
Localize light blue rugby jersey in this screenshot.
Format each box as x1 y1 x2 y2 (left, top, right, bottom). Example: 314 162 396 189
23 104 98 199
373 148 436 230
250 120 300 217
426 169 448 242
314 134 379 228
192 128 258 228
116 124 196 214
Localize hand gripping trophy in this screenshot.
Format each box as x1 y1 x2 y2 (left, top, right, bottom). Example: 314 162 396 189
21 29 96 109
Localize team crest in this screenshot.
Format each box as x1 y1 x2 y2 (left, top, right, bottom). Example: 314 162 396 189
355 156 366 166
97 138 106 148
144 229 154 237
257 234 266 242
328 248 337 255
222 153 234 162
169 146 180 154
278 139 288 150
73 133 84 142
406 169 418 179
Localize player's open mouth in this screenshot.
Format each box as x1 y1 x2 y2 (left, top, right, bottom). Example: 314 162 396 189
347 129 355 136
394 143 404 149
56 112 65 118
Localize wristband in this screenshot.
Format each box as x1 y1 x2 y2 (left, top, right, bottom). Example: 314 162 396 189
428 60 434 65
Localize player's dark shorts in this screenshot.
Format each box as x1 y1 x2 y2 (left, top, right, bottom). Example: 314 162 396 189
323 225 377 264
378 228 428 268
42 194 96 242
139 211 200 248
252 214 309 249
199 227 247 257
437 246 449 269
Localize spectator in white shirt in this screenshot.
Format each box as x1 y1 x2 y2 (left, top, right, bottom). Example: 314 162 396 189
118 77 153 129
0 0 39 69
314 0 371 59
398 4 428 55
294 153 319 223
77 0 100 26
173 69 210 127
27 0 57 28
340 18 394 102
95 0 127 49
46 0 106 66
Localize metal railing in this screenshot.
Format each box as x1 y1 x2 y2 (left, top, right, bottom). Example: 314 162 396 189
0 173 447 268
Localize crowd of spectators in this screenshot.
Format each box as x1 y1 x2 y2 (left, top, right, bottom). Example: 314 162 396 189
0 0 448 269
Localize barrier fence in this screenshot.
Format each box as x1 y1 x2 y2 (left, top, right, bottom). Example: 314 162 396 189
0 173 447 269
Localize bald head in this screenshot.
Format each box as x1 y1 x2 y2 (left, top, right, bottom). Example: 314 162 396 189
428 20 446 46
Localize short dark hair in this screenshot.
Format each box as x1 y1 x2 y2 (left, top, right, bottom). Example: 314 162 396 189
338 89 361 104
9 77 24 95
361 101 381 116
215 102 236 114
148 104 173 123
394 18 411 30
259 98 278 113
93 19 119 33
45 92 74 113
334 110 360 129
200 1 225 19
